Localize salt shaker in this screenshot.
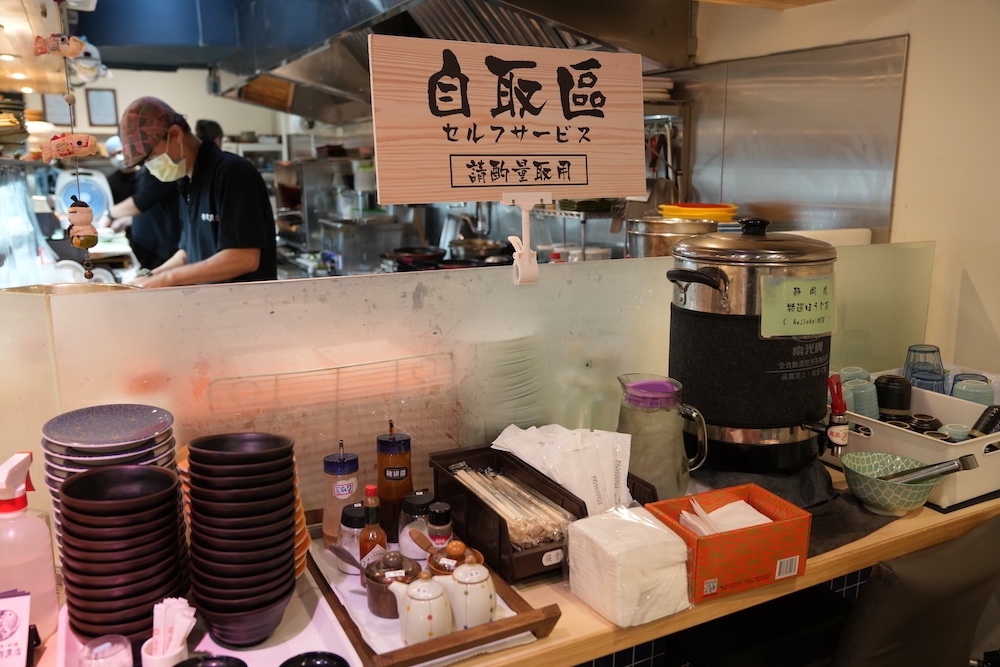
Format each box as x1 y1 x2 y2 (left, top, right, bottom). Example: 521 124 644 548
335 502 365 575
398 490 435 560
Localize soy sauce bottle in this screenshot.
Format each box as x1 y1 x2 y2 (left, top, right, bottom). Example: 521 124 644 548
376 420 413 542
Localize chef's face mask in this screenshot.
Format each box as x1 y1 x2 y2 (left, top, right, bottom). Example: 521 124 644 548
109 153 125 170
146 133 186 182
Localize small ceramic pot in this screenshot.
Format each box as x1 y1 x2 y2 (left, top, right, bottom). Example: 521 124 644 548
363 551 420 618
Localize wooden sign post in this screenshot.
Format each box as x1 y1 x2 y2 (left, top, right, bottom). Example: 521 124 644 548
369 34 646 283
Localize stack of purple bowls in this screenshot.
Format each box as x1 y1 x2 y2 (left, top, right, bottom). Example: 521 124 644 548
58 465 187 642
185 433 299 648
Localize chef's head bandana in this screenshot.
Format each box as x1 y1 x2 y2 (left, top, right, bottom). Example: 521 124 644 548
120 97 186 168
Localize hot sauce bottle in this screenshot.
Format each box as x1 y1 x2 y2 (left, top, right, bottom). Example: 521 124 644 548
358 484 387 588
376 420 413 543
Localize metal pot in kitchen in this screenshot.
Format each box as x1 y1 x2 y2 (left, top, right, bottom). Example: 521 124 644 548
625 216 717 258
667 218 837 472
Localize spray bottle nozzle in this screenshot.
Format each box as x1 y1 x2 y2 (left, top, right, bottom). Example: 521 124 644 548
0 452 35 513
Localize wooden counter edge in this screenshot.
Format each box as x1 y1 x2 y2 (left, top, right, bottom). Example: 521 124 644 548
450 488 1000 667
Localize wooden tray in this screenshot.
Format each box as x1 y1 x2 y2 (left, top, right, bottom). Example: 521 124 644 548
306 551 561 667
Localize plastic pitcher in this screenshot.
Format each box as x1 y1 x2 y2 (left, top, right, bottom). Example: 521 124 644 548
617 373 708 500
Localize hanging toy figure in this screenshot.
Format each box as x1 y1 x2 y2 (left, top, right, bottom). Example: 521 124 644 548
67 196 99 279
40 133 97 163
33 33 86 58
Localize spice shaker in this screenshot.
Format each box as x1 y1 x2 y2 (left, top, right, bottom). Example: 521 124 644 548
427 501 453 549
398 490 435 560
376 420 413 542
335 502 365 575
322 440 360 547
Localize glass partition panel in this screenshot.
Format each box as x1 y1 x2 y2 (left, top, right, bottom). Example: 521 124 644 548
0 242 932 513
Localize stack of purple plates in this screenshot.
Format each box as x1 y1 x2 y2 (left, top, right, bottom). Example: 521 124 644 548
185 433 299 648
58 465 188 642
40 404 175 543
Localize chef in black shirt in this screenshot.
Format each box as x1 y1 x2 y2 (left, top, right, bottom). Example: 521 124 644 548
118 96 276 287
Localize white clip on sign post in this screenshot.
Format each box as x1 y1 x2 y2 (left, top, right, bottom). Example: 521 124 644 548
368 35 646 284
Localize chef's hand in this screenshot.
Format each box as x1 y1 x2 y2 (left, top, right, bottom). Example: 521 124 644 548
127 268 170 288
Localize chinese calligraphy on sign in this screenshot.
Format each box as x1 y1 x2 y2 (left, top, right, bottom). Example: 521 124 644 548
759 275 837 338
370 35 645 204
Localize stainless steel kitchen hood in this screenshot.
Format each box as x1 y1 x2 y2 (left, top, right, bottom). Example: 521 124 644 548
214 0 691 125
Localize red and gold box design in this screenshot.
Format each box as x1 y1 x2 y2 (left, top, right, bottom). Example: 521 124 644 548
646 483 811 603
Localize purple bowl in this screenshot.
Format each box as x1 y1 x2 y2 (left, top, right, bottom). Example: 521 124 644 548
69 613 153 640
188 558 291 591
189 539 294 566
187 478 296 504
187 454 295 478
189 549 294 580
65 568 184 610
189 513 295 542
61 556 179 590
58 499 177 528
59 465 179 515
66 596 155 626
190 523 296 553
195 584 295 648
59 517 181 553
187 433 295 465
59 524 183 564
59 507 179 541
188 503 295 531
189 489 296 519
192 571 295 613
187 467 294 491
60 547 165 576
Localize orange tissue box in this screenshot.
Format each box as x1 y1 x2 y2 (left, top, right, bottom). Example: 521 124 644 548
645 483 811 603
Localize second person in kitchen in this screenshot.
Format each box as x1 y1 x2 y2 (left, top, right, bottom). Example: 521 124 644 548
118 96 276 287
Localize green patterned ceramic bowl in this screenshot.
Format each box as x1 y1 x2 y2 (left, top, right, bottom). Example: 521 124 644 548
841 451 942 516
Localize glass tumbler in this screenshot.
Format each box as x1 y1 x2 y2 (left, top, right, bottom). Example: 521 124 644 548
910 369 946 393
79 635 133 667
903 344 945 387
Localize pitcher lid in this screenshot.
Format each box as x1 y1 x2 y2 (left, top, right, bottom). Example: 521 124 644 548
623 379 681 408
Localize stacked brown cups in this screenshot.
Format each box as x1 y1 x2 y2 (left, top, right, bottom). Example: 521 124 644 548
58 465 187 642
185 433 299 648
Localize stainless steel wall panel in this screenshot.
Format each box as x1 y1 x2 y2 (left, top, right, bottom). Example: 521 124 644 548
672 37 907 242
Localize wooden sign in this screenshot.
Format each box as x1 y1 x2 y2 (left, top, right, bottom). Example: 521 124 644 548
369 34 646 204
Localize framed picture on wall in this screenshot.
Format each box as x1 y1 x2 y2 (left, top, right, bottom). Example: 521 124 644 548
42 93 72 126
86 89 118 127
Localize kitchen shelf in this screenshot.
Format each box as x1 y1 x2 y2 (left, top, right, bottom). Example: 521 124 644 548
530 208 611 222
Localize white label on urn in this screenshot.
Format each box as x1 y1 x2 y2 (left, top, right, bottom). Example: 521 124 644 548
542 549 564 566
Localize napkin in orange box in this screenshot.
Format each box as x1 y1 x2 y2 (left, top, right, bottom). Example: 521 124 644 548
645 483 811 603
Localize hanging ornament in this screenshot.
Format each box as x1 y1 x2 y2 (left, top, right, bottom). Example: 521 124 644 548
36 2 105 280
33 33 86 58
68 39 111 87
67 197 99 249
40 132 97 162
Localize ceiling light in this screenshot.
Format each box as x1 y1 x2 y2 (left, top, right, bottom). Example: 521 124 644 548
11 72 27 80
21 87 33 94
0 54 17 61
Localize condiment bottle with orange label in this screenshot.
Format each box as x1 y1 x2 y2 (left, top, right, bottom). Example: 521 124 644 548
359 484 388 588
376 420 413 543
322 440 360 548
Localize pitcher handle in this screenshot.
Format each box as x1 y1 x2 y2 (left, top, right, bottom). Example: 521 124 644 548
681 404 709 472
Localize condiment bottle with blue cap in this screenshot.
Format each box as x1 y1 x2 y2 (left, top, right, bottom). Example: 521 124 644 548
322 439 360 547
377 419 414 542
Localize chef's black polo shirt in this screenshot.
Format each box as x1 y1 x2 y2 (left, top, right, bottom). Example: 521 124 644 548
130 167 182 270
178 139 277 282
